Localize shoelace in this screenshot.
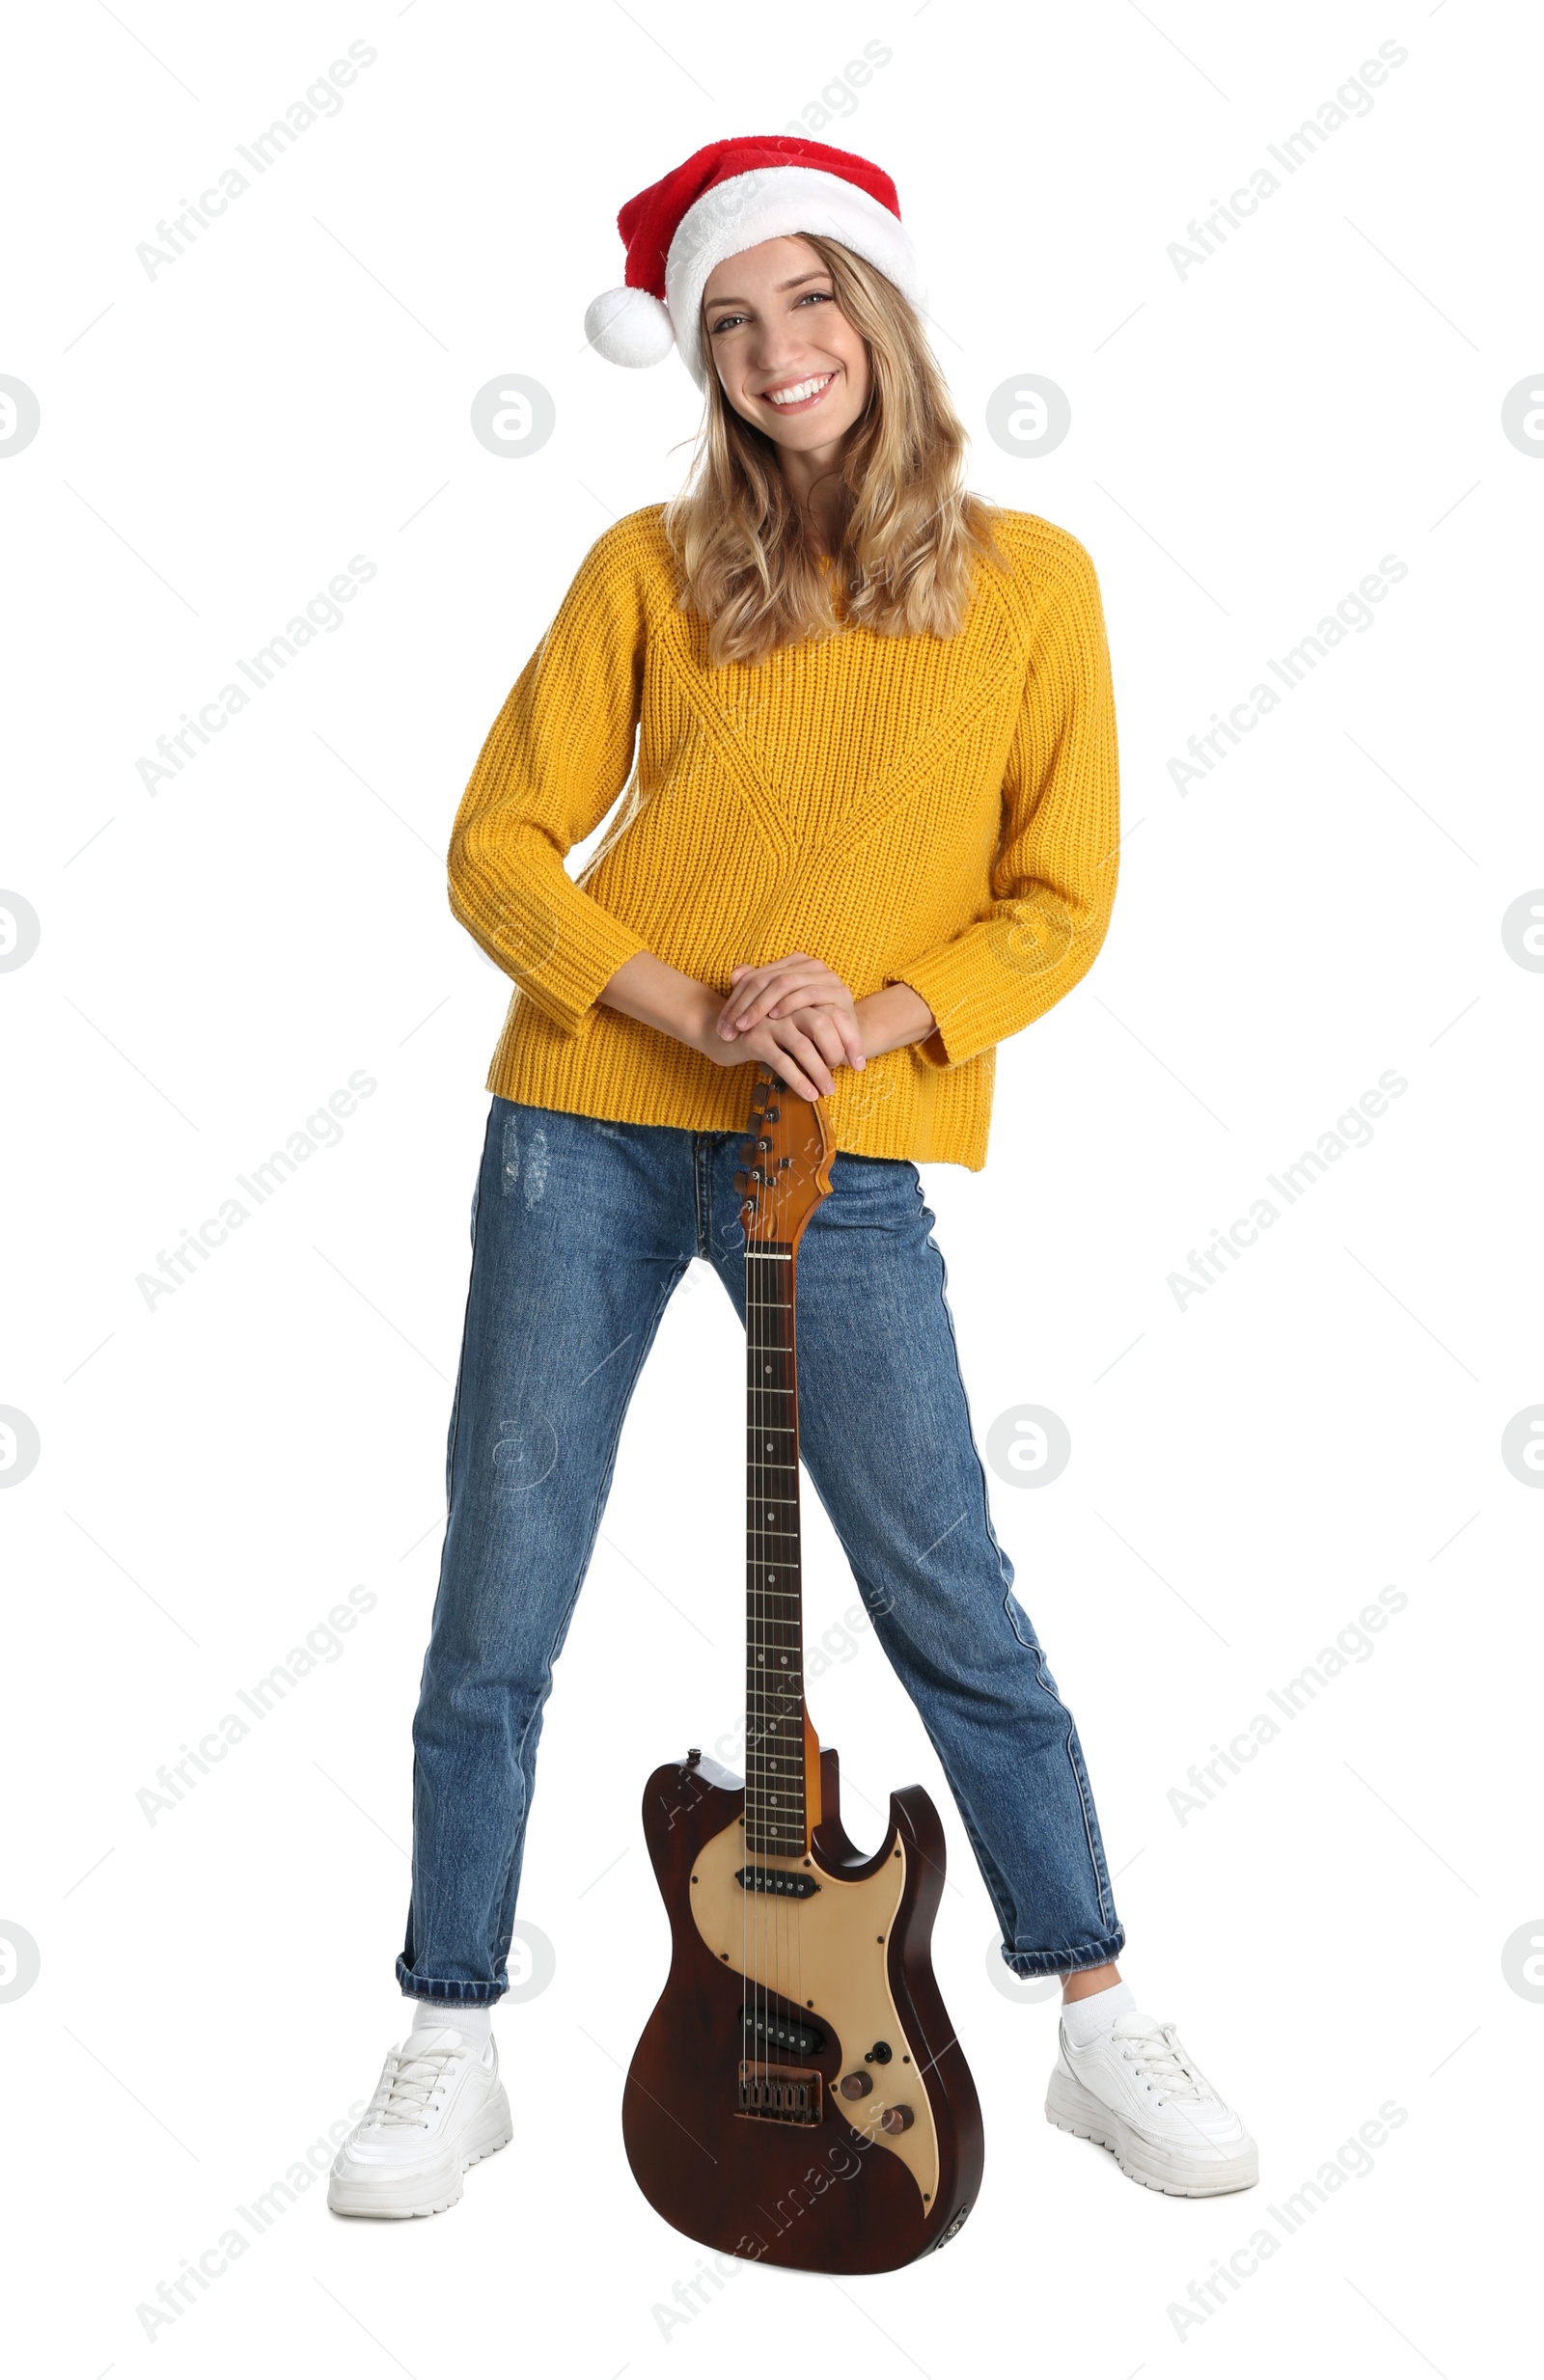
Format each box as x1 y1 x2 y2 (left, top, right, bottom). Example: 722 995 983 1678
1116 2022 1212 2106
373 2044 467 2129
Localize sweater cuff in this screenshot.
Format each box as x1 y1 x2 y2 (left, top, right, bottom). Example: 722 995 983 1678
531 914 650 1039
886 957 969 1070
457 879 648 1040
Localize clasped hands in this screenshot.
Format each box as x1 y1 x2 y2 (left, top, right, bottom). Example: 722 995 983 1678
596 944 932 1102
704 951 866 1105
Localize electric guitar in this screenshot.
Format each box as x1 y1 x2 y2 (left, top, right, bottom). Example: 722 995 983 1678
621 1063 983 2272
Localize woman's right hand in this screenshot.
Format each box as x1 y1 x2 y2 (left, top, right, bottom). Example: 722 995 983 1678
695 992 854 1104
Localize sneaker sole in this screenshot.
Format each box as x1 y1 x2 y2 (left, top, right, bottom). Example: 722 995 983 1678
327 2087 513 2219
1045 2068 1257 2198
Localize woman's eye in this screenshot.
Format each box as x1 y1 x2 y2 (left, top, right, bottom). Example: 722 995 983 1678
710 289 832 335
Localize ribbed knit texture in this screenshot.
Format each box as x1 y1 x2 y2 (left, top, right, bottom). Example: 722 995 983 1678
448 504 1119 1171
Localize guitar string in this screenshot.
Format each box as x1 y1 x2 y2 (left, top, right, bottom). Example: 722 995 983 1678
747 1089 756 2093
747 1064 810 2095
762 1072 778 2088
762 1068 791 2079
778 1081 799 2060
770 1081 794 2065
785 1099 794 2046
744 1083 755 2093
752 1089 765 2093
779 1084 791 2057
749 1073 766 2091
773 1072 787 2079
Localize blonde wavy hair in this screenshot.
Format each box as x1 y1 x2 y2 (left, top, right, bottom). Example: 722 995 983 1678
661 233 1007 669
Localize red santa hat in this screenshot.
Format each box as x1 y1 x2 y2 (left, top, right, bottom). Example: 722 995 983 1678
583 135 927 394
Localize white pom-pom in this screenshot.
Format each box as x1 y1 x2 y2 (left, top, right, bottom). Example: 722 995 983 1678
583 285 676 368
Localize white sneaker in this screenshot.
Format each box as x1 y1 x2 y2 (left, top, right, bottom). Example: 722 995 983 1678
328 2023 512 2219
1046 2011 1257 2197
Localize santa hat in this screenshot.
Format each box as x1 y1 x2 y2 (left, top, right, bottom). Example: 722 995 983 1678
583 135 927 394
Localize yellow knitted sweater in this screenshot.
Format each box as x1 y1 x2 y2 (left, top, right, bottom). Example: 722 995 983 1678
447 503 1118 1171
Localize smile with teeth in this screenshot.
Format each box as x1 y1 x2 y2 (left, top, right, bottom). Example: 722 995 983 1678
763 371 836 408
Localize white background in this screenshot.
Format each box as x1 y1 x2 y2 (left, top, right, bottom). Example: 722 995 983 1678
3 1 1539 2371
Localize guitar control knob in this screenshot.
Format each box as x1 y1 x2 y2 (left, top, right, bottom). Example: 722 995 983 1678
838 2071 873 2100
879 2103 915 2134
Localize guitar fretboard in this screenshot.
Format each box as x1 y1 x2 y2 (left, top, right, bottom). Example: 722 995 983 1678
745 1242 805 1856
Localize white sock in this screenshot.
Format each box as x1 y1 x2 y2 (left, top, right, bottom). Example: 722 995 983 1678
402 1998 492 2049
1061 1978 1136 2046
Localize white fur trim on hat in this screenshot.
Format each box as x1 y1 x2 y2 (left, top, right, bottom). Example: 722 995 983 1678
664 165 927 392
583 284 676 369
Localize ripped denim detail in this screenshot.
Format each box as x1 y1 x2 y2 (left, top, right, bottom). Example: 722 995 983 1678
501 1112 549 1207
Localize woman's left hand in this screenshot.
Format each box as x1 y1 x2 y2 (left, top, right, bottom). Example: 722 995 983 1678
716 951 867 1071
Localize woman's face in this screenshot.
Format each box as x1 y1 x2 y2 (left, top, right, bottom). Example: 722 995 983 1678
702 235 869 455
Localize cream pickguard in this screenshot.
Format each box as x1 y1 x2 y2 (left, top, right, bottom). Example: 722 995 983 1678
688 1812 939 2206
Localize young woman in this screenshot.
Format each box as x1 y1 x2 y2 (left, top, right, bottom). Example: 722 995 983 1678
329 136 1255 2221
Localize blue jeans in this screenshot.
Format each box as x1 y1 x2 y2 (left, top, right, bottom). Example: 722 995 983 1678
398 1097 1125 2007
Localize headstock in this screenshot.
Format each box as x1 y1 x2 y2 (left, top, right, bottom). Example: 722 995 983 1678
733 1063 836 1249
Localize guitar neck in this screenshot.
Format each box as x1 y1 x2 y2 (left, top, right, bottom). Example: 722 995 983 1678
745 1235 806 1856
736 1065 835 1859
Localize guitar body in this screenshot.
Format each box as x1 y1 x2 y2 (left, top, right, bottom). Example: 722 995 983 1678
622 1745 982 2272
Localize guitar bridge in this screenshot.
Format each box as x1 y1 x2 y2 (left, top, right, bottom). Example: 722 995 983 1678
737 2061 823 2125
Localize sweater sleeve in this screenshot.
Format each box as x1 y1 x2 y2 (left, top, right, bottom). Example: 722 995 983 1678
446 517 653 1039
887 523 1119 1071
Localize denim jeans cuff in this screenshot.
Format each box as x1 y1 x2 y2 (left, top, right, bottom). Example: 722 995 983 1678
395 1956 505 2008
999 1928 1126 1980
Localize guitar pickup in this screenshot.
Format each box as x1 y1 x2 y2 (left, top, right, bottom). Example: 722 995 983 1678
735 1864 820 1899
737 2006 826 2058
